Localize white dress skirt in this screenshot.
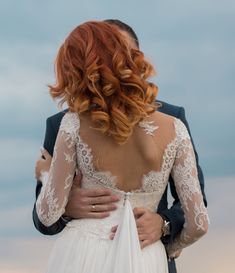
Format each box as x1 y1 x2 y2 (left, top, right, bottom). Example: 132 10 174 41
45 196 169 273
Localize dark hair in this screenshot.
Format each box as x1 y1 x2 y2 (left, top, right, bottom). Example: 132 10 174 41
104 19 139 48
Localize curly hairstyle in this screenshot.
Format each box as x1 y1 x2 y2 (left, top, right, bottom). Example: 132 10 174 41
49 21 158 144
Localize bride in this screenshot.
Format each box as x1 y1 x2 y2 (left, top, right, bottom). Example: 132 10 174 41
35 21 209 273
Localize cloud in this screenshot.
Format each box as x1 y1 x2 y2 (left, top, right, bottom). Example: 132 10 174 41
0 0 234 224
177 229 235 273
0 206 36 237
204 176 235 229
0 2 234 272
0 138 41 185
0 237 53 273
0 42 56 108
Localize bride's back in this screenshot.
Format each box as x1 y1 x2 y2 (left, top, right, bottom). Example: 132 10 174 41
79 111 176 192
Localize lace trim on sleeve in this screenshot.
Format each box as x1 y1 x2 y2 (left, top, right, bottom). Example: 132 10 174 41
167 119 209 257
60 112 80 141
36 112 79 227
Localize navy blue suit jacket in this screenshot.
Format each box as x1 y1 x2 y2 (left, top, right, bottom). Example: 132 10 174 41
32 101 207 273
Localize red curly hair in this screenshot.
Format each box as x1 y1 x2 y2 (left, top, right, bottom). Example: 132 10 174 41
49 21 158 144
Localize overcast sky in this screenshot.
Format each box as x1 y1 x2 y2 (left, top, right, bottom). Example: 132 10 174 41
0 0 234 272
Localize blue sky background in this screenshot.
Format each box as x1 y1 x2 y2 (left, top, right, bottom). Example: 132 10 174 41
0 0 234 272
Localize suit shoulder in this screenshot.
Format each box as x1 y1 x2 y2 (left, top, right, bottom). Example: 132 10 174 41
157 100 184 118
47 109 68 123
46 109 68 131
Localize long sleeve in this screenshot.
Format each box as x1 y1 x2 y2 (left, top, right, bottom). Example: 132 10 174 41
166 119 209 257
36 113 78 227
158 106 207 244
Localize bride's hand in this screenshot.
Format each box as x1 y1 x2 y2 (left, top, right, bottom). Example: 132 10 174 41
35 148 52 180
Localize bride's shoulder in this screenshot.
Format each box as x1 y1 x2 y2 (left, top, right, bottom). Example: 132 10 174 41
60 111 80 136
149 111 175 128
147 111 190 141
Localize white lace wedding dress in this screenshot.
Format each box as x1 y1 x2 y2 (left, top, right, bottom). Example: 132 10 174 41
36 112 208 273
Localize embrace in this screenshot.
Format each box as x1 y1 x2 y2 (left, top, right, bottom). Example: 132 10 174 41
32 19 209 273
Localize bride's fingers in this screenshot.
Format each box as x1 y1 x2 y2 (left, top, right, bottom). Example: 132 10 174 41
73 173 82 187
35 164 41 180
40 147 51 160
40 147 47 158
40 146 46 154
35 158 46 179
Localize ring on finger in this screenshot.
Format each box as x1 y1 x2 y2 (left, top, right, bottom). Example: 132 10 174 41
91 204 96 211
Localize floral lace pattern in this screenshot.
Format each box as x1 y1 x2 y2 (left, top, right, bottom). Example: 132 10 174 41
138 120 159 136
36 112 208 255
36 114 77 226
166 120 209 256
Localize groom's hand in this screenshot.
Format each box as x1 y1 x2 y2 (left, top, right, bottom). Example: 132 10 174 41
110 207 164 249
134 208 163 249
35 148 120 220
64 175 120 219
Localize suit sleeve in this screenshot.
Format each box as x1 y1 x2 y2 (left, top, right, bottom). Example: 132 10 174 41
32 118 67 235
158 107 207 244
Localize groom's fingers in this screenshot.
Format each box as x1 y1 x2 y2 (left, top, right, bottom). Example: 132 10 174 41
86 195 120 205
140 239 152 249
73 173 82 187
111 225 118 233
78 188 120 205
133 207 147 218
138 234 149 241
65 187 120 219
90 203 117 212
85 212 110 219
83 188 115 198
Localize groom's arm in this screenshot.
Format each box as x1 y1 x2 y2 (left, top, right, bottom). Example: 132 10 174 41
158 107 207 244
32 117 67 235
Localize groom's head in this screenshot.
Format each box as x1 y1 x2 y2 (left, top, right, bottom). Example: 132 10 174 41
104 19 139 49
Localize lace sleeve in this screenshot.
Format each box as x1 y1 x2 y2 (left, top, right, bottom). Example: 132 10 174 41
167 119 209 257
36 113 78 227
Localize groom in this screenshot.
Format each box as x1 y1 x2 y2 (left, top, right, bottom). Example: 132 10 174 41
33 19 207 273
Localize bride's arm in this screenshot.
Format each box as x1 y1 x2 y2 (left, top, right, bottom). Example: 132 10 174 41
166 119 209 257
157 107 207 246
36 116 77 227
